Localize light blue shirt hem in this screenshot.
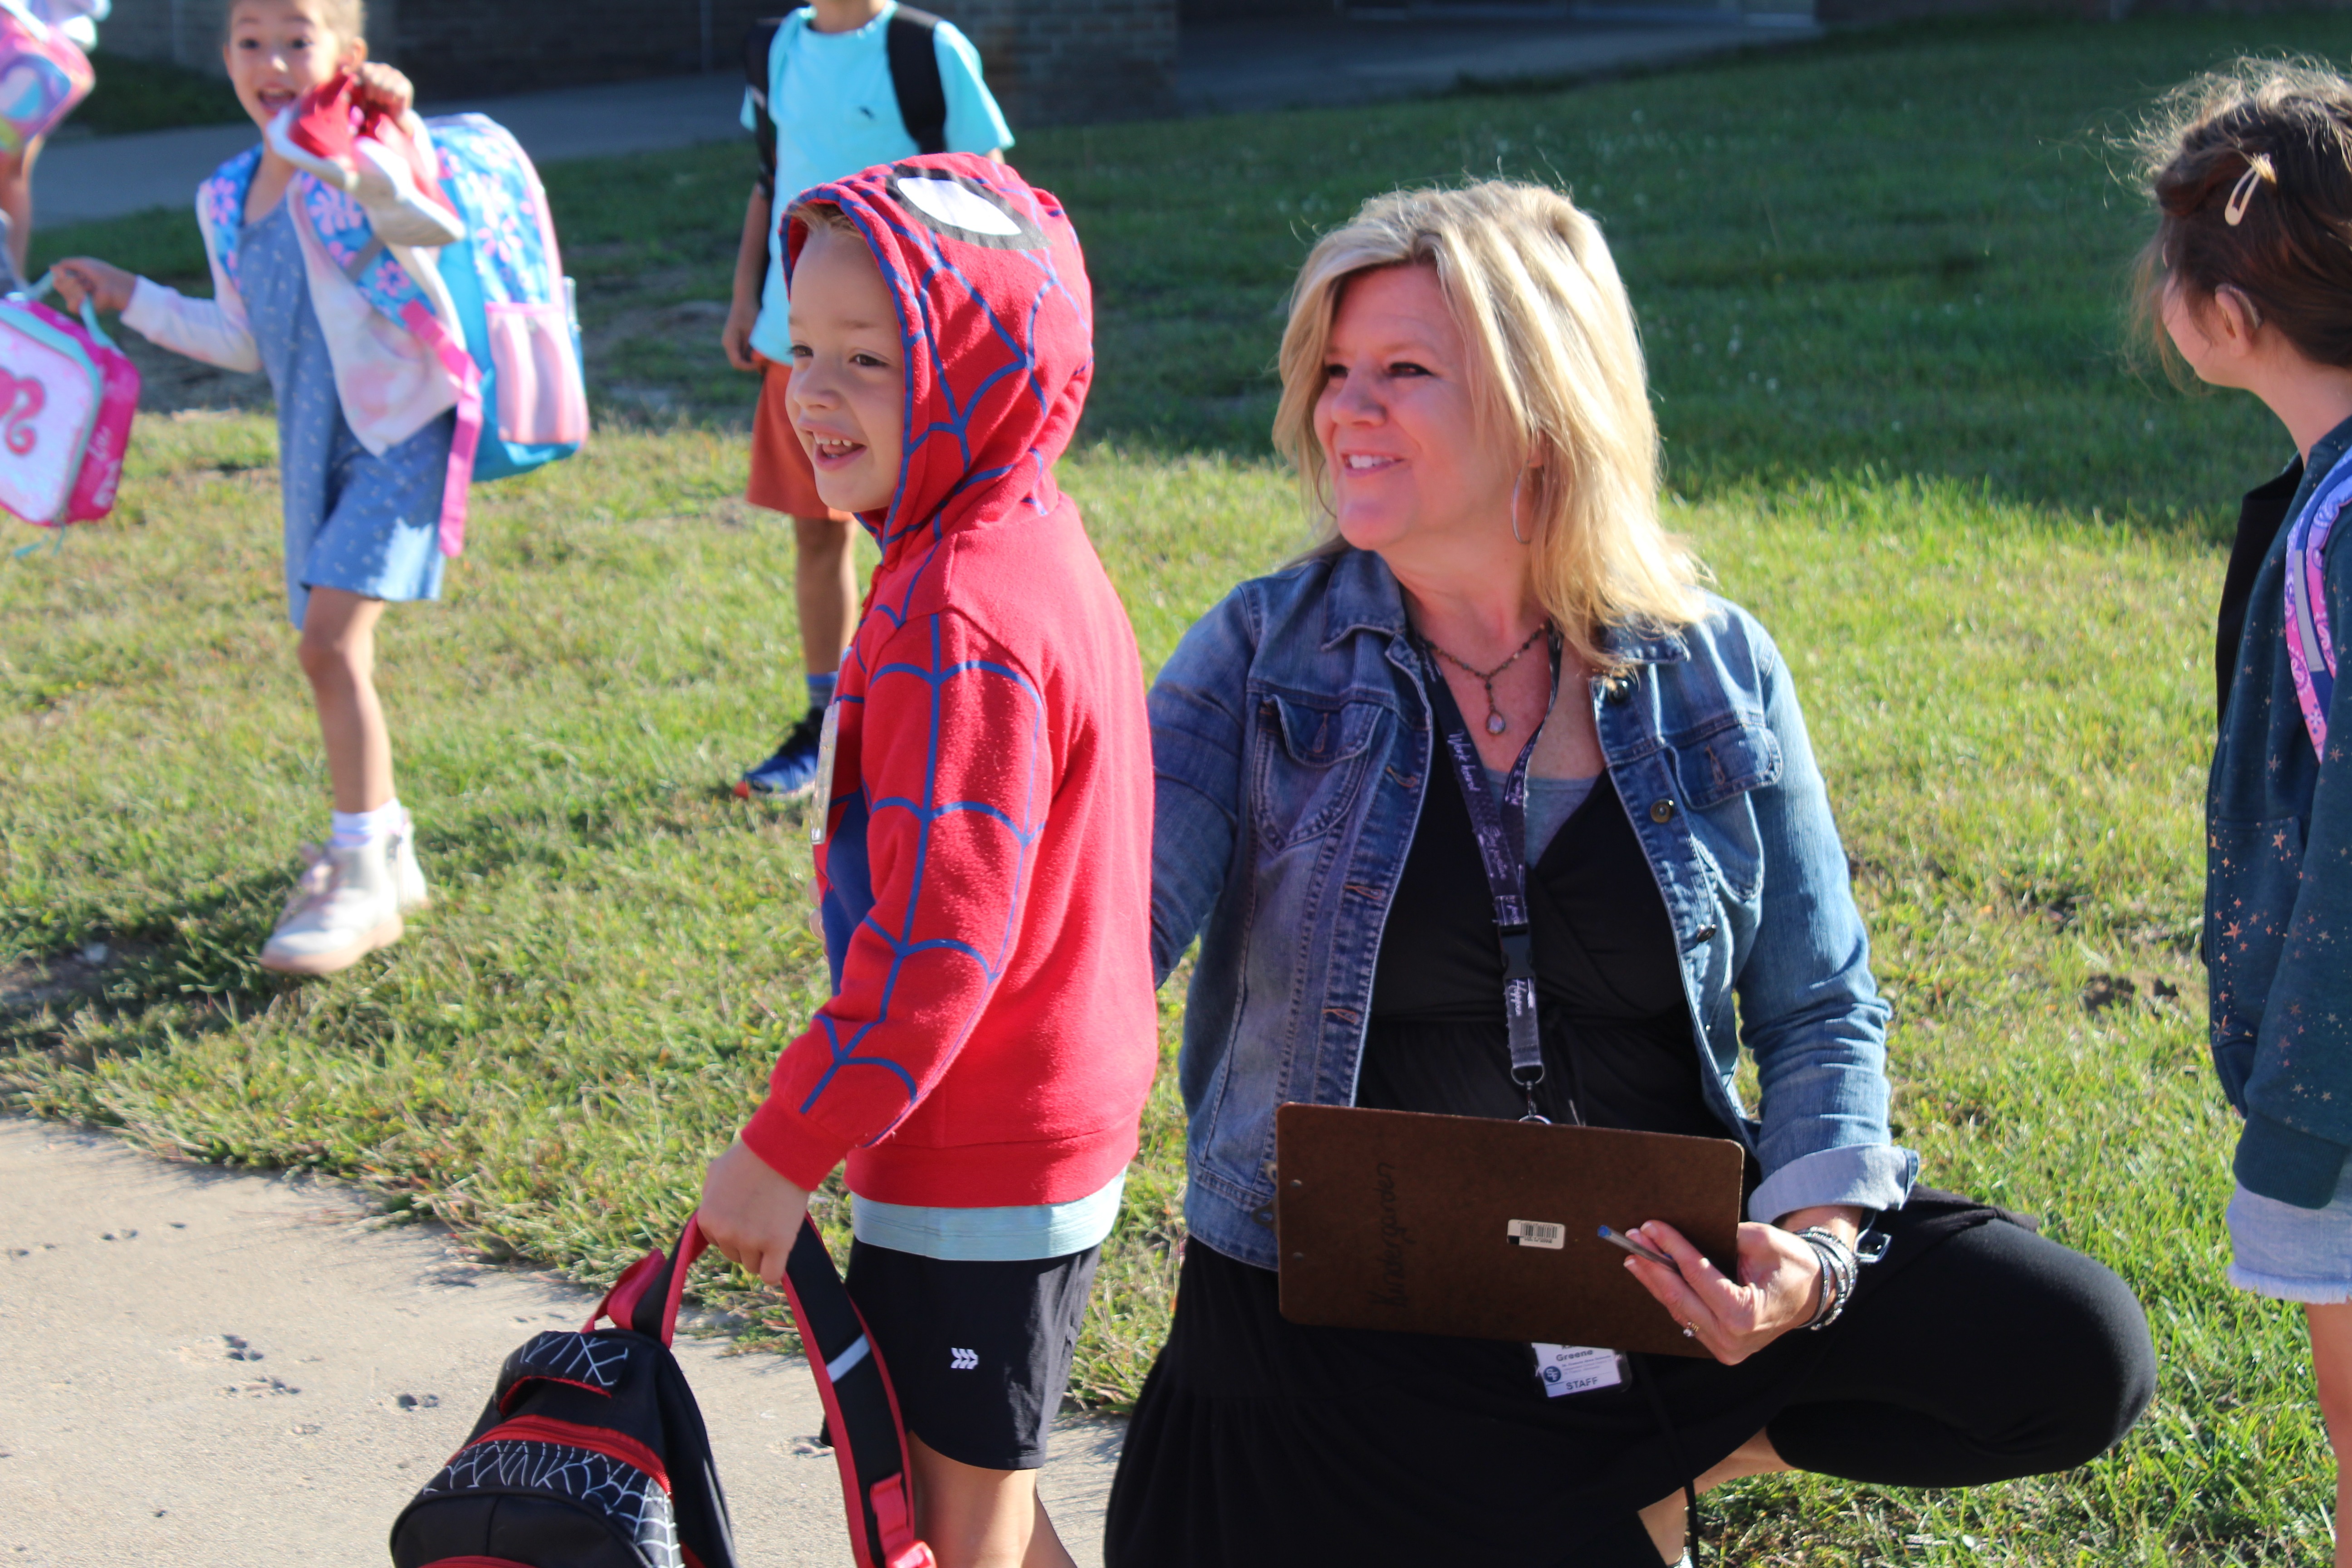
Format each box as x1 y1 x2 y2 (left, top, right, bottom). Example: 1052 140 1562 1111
851 1169 1127 1262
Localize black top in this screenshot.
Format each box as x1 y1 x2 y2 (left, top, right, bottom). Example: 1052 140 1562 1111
1359 760 1720 1142
2218 456 2302 725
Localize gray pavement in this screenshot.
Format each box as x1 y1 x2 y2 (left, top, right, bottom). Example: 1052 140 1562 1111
0 1117 1123 1567
34 13 1816 228
35 71 748 227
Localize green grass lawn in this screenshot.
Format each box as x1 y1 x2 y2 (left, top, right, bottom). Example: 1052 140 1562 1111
6 13 2349 1564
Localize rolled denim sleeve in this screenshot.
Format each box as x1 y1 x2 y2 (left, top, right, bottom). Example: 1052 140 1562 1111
1736 634 1916 1223
1147 590 1255 986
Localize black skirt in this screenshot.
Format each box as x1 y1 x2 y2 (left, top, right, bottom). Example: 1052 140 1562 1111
1104 1196 2019 1568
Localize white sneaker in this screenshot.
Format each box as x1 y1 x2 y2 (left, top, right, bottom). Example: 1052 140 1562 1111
258 839 403 976
387 810 430 913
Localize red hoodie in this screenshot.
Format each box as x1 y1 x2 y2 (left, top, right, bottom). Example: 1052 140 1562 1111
739 155 1157 1210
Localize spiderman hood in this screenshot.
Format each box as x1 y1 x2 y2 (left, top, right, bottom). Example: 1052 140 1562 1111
786 154 1093 564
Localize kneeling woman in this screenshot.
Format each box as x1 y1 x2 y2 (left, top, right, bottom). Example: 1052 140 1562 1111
1107 181 2156 1567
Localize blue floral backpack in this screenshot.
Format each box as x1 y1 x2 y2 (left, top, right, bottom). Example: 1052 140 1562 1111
274 78 588 527
422 112 588 482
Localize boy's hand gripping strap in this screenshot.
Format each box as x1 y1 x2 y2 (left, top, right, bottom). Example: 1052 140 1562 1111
778 1217 936 1568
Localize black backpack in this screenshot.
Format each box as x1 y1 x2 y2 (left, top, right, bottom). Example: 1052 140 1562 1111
744 6 950 204
390 1215 935 1568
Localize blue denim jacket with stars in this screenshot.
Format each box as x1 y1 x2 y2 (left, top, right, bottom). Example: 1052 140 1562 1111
2211 414 2352 1209
1147 546 1917 1271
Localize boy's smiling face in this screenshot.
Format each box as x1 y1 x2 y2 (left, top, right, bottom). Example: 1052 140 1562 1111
224 0 362 132
787 220 906 516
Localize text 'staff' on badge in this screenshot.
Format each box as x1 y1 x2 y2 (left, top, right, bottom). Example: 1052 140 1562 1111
887 167 1048 250
1506 1219 1564 1250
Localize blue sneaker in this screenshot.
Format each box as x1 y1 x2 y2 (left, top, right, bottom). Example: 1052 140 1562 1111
735 706 827 800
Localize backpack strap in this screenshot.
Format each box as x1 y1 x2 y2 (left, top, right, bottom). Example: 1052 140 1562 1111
885 7 949 157
779 1217 937 1568
743 16 786 200
586 1214 712 1344
2285 461 2351 758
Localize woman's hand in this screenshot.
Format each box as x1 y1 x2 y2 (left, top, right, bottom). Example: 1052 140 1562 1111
50 258 136 314
352 62 416 119
696 1136 812 1288
1619 1218 1829 1365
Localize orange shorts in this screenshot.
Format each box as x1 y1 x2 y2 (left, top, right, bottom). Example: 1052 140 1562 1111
746 358 848 520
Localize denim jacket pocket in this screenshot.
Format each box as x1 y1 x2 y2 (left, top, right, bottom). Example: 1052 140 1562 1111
1671 712 1782 902
1250 692 1385 851
2207 814 2306 1093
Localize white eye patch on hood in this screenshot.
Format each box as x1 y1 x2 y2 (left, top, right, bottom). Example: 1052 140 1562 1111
887 167 1047 251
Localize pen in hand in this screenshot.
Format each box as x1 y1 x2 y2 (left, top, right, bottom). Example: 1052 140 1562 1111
1597 1224 1674 1268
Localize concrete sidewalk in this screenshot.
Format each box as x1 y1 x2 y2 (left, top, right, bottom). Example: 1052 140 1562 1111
33 12 1815 228
0 1118 1123 1567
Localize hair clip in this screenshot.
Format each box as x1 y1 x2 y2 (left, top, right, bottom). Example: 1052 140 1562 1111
2225 156 2275 227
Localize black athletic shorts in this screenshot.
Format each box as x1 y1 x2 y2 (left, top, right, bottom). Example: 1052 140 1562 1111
843 1237 1102 1471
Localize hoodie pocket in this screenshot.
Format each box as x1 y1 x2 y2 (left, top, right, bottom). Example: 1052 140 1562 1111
1250 693 1383 852
2207 815 2306 1073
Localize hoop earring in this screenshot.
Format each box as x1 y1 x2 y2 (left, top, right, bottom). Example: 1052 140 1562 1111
1510 473 1530 545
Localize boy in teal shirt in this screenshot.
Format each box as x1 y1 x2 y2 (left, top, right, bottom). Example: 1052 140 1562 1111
721 0 1013 803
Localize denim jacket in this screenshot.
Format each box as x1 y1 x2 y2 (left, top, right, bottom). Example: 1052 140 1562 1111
1149 548 1918 1271
2210 415 2352 1209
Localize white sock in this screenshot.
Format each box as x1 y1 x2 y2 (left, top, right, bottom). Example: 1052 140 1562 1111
329 798 404 851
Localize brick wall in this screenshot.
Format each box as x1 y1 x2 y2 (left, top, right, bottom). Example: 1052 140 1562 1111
99 0 1178 124
939 0 1177 124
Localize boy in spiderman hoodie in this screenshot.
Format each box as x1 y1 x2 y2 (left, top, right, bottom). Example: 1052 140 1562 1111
698 152 1156 1568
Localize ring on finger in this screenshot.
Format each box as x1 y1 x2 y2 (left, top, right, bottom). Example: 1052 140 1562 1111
1681 1321 1697 1338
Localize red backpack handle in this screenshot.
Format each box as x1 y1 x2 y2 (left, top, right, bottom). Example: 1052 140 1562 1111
585 1212 711 1346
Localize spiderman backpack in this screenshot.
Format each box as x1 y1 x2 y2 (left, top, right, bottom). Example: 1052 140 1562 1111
390 1214 936 1568
389 1217 738 1568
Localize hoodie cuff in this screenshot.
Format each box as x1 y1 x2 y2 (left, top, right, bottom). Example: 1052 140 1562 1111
2235 1115 2352 1210
740 1098 853 1194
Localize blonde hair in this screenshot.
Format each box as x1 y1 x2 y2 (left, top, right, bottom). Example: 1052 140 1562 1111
787 198 861 240
1274 181 1706 674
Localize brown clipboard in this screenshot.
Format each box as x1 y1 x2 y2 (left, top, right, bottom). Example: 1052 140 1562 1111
1274 1103 1747 1358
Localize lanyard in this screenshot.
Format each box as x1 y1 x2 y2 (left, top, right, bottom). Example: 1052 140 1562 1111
1420 631 1573 1124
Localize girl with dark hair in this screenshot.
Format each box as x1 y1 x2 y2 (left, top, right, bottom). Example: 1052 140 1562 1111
2141 59 2352 1565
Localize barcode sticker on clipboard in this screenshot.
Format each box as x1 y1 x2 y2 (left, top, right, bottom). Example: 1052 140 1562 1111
1506 1219 1564 1250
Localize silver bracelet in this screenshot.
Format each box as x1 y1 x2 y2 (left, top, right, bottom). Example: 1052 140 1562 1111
1795 1227 1859 1331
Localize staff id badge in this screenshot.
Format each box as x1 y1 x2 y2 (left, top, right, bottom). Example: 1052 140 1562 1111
808 701 842 845
1532 1342 1628 1398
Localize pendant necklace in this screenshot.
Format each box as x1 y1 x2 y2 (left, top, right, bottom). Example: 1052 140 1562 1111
1421 623 1549 735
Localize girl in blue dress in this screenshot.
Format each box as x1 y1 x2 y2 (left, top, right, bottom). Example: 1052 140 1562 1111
54 0 467 976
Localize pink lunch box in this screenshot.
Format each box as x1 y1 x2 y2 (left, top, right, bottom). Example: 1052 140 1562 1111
0 292 139 529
